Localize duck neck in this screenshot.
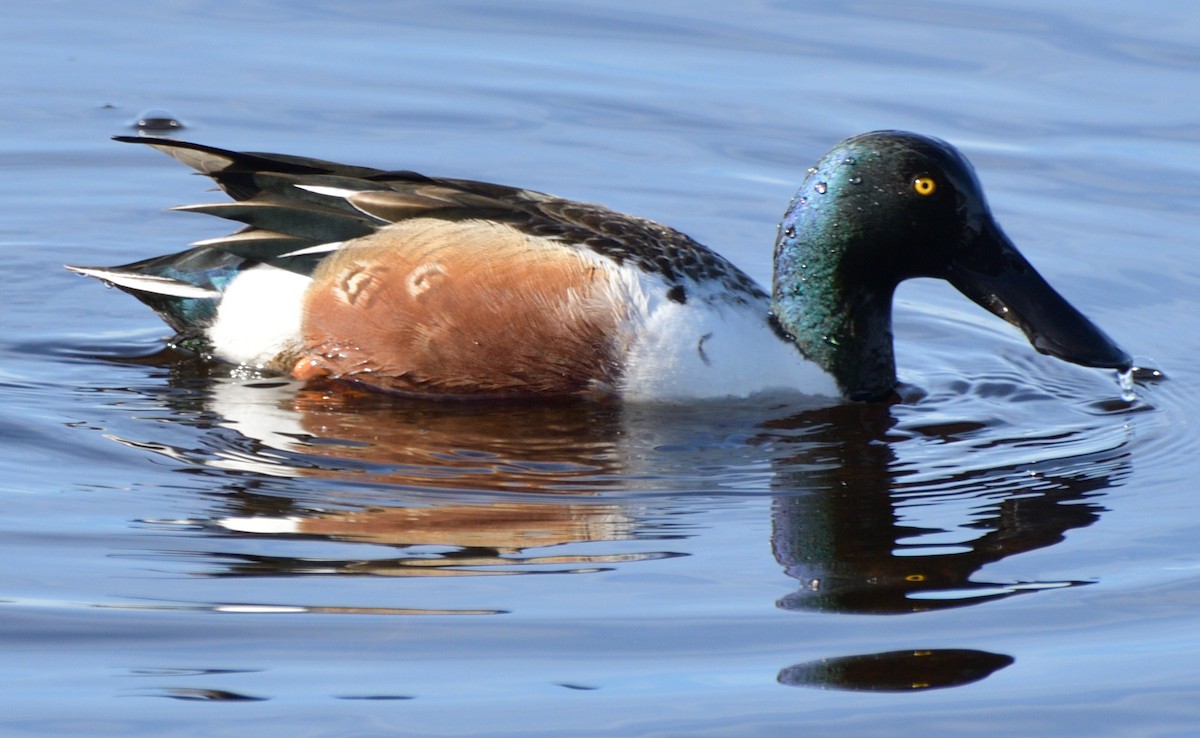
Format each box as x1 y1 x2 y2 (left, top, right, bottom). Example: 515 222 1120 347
772 233 899 402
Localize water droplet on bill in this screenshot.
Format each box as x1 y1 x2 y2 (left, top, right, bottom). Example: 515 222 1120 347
1118 367 1136 402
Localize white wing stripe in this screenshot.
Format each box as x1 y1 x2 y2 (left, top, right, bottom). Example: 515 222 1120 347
66 266 220 299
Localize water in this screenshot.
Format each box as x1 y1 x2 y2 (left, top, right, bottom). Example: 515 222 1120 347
2 2 1198 736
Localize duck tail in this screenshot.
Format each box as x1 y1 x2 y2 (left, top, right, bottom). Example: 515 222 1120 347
66 247 245 334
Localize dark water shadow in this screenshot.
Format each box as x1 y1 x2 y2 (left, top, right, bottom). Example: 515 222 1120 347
778 648 1015 692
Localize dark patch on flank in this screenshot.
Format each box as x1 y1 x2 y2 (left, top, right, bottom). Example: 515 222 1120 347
697 332 713 366
666 284 687 304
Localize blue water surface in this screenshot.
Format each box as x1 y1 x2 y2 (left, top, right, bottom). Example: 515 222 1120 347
1 2 1198 736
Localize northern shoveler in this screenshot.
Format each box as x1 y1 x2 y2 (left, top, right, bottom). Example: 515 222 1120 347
68 131 1131 401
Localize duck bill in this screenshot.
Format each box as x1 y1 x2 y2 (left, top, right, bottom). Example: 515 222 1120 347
947 219 1131 371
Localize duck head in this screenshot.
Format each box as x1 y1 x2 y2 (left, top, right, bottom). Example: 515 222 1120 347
772 130 1131 401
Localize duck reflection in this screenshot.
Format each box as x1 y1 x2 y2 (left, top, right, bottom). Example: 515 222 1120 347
179 376 677 577
213 499 671 578
114 366 1128 601
102 358 1137 692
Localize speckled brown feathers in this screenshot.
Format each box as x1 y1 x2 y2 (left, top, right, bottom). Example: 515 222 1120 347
293 219 629 397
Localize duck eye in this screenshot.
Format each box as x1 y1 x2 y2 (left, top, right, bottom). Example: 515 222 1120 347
912 176 937 196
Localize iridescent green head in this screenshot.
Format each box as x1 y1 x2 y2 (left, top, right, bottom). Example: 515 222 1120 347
772 131 1130 401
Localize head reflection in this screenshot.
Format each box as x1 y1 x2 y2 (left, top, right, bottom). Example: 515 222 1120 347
765 403 1128 614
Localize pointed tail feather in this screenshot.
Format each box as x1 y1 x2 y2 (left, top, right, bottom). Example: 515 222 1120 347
66 247 247 333
65 265 220 299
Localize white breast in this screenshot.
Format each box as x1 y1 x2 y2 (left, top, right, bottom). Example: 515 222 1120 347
612 270 840 401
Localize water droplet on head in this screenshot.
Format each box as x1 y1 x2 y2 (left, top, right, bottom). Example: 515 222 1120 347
848 176 862 185
842 156 856 166
814 182 828 195
784 225 796 238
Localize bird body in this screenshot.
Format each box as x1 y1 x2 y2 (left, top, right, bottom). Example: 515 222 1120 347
69 132 1130 401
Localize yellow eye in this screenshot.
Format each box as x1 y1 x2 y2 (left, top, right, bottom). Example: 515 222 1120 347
913 176 937 196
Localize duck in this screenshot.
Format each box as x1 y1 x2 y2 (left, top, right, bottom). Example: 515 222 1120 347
67 131 1131 402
